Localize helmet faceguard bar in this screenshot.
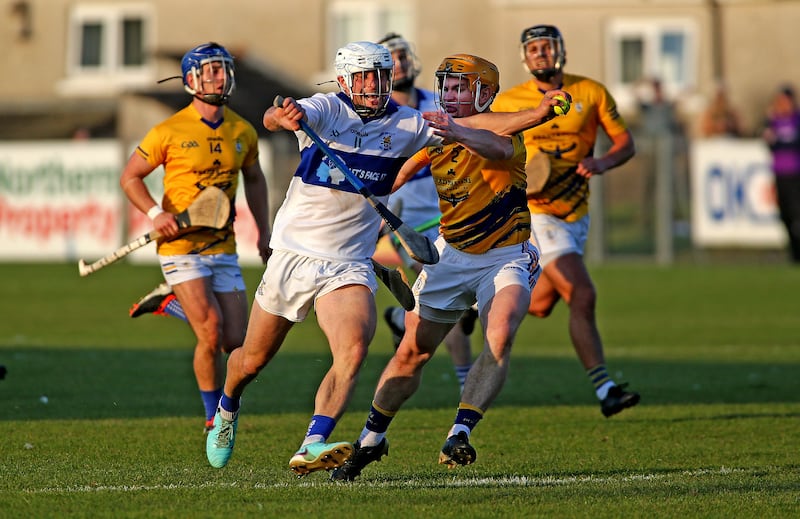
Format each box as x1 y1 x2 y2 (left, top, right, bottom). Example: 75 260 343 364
436 73 494 113
342 68 394 117
181 43 236 106
434 54 499 115
519 25 566 82
335 41 395 117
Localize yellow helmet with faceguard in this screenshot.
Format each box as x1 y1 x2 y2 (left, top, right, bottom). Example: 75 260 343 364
435 54 500 113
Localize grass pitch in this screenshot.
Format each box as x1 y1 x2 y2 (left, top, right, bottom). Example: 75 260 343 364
1 262 798 518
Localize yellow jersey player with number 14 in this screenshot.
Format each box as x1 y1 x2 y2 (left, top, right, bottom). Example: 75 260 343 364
120 42 271 433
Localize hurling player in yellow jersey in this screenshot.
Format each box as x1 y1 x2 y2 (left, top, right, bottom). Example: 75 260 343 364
120 42 270 432
332 54 568 480
491 25 640 417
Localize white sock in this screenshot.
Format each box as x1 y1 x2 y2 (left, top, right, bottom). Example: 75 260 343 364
596 380 615 400
218 407 238 422
302 434 325 447
446 424 471 439
358 428 385 448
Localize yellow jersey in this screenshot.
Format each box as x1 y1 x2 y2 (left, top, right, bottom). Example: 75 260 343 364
136 104 259 255
492 73 629 221
413 132 530 254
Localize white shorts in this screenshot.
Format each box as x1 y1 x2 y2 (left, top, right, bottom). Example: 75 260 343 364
253 250 378 322
529 213 590 267
158 253 245 292
413 236 540 324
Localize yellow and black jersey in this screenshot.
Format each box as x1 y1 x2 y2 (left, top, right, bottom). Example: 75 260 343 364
492 73 629 221
136 104 259 255
413 132 530 254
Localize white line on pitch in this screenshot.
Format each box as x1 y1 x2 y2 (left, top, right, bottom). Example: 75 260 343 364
22 467 745 494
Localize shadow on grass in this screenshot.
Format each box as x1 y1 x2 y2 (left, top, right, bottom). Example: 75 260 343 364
1 347 798 422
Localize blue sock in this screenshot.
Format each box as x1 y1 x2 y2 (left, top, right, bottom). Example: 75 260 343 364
303 415 337 445
587 364 616 399
162 297 187 322
454 364 471 388
201 388 223 422
448 403 484 438
358 403 396 447
366 402 395 433
219 392 240 414
454 405 483 431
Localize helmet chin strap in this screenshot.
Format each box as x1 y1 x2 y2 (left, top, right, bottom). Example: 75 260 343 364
532 68 558 82
196 94 227 106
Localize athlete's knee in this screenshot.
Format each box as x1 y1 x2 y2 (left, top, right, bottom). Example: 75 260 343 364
330 339 369 374
239 348 271 376
195 330 222 357
528 297 556 318
528 303 553 318
220 328 246 354
483 331 514 359
394 339 434 370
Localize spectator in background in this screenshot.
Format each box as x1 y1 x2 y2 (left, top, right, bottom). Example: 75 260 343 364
639 78 681 137
763 85 800 263
700 84 743 137
637 77 690 239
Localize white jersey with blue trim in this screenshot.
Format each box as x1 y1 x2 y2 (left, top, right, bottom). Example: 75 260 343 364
270 92 440 261
389 88 441 241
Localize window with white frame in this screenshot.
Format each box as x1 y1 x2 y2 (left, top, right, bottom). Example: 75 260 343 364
315 1 413 87
59 4 154 96
605 18 698 112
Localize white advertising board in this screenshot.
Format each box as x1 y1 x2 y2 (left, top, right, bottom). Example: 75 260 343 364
0 140 273 264
0 140 124 260
690 139 786 248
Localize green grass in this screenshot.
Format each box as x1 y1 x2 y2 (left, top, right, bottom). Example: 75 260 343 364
1 262 799 518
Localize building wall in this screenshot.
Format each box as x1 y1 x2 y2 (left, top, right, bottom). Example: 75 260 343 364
3 0 800 138
719 1 800 132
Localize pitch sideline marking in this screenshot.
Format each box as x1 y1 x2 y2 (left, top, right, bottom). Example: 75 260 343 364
23 467 745 494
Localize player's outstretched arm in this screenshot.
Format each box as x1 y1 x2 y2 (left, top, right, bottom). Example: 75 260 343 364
459 89 571 135
423 112 514 160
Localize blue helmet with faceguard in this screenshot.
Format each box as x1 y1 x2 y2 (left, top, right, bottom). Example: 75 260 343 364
181 42 236 105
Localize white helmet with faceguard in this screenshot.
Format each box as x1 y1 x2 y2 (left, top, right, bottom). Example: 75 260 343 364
435 54 500 113
377 32 421 91
181 42 236 106
335 41 394 117
520 24 566 82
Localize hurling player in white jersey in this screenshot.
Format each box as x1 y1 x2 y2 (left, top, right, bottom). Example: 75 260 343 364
206 41 443 475
376 32 475 392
